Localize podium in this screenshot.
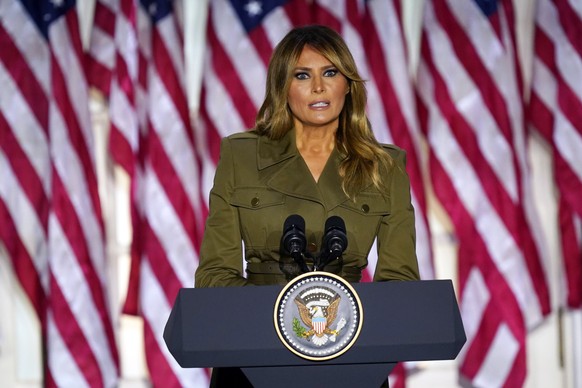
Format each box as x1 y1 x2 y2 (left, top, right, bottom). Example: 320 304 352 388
164 280 466 387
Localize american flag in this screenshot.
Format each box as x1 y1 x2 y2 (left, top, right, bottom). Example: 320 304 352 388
87 0 209 386
529 0 582 309
416 0 552 386
0 0 119 386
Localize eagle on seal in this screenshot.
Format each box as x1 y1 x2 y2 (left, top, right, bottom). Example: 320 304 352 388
294 287 341 346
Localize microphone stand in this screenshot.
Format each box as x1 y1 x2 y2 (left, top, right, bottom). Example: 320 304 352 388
290 247 311 273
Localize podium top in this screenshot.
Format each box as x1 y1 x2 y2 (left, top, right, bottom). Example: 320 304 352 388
164 279 466 368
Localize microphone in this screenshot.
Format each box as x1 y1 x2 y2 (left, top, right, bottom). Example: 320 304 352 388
281 214 309 273
316 216 348 270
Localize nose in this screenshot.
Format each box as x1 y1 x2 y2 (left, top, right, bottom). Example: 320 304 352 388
312 76 324 93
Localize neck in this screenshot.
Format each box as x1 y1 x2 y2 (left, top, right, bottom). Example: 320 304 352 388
295 126 336 155
294 126 336 183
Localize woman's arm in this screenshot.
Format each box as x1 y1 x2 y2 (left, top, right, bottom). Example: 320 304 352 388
195 138 249 287
373 147 420 281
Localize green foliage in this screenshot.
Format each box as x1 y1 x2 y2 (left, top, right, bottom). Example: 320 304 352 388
292 317 307 338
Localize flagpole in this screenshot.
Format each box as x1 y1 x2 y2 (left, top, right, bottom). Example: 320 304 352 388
572 310 582 388
184 0 209 116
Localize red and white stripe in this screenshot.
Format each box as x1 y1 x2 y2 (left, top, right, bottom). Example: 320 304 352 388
86 0 118 96
131 5 208 384
529 0 582 309
416 0 551 386
1 1 119 386
86 0 209 386
89 0 140 176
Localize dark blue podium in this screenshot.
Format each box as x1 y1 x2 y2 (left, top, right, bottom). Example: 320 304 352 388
164 280 466 387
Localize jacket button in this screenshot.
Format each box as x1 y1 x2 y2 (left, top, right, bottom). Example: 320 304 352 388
251 197 260 207
361 204 370 213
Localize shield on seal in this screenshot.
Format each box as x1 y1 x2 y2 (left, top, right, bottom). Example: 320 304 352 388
312 316 326 335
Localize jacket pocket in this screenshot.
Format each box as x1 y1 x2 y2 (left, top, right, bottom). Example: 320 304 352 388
230 187 286 249
339 191 390 216
230 187 285 209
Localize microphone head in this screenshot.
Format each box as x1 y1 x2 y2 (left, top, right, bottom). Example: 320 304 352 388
282 214 307 254
322 215 348 254
324 215 345 233
284 214 305 233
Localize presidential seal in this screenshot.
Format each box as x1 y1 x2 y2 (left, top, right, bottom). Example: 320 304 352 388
274 272 363 361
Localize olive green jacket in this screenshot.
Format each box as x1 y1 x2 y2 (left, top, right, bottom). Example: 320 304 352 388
195 130 420 287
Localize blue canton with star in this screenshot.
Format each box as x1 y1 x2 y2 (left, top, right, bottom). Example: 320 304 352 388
18 0 76 39
140 0 173 23
473 0 498 17
229 0 290 33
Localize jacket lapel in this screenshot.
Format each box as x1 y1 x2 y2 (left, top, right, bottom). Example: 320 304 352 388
259 130 322 203
316 148 351 210
258 130 352 209
256 130 295 170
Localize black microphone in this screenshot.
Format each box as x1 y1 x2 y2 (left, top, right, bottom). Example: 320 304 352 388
281 214 309 273
317 216 348 270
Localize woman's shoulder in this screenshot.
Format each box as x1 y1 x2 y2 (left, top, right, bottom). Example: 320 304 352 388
379 143 407 166
226 129 260 140
222 130 260 154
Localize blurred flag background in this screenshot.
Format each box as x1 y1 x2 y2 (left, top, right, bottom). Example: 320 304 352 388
1 0 580 387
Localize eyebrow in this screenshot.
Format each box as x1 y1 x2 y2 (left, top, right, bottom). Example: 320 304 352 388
293 65 337 71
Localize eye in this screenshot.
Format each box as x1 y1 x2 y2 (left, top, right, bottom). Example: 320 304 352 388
324 68 338 77
294 72 309 80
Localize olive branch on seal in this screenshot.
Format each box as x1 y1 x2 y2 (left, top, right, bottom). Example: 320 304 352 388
292 317 308 338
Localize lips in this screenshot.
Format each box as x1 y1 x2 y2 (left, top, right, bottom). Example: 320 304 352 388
309 101 330 108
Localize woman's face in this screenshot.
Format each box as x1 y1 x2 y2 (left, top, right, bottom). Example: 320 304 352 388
287 45 349 133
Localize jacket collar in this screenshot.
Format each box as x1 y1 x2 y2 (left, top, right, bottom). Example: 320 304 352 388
257 129 296 170
258 130 351 210
317 149 351 210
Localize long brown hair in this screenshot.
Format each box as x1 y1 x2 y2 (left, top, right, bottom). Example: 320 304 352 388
255 25 392 197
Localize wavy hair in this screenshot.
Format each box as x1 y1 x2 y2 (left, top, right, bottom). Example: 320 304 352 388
254 25 392 197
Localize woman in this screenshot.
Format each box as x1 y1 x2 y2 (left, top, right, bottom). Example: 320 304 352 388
195 25 419 289
196 24 420 388
196 26 419 287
